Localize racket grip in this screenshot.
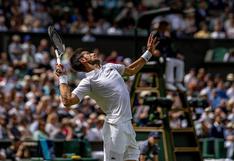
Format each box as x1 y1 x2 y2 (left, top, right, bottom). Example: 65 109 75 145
57 57 61 64
55 50 61 64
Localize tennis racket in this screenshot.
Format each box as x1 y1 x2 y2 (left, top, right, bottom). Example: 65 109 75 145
48 25 65 65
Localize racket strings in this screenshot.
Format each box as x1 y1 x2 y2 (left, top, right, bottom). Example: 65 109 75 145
52 32 63 53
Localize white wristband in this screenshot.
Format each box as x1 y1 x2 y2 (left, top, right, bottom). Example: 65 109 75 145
141 50 152 62
59 75 68 84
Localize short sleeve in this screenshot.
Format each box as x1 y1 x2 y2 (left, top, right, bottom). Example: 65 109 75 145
72 78 91 101
107 63 125 75
139 141 148 155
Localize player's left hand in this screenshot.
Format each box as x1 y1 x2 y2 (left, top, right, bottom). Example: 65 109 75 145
147 32 160 54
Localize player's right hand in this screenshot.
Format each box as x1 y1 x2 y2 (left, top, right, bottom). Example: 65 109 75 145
55 64 66 77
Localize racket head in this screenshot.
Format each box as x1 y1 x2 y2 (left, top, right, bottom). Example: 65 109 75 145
48 26 65 57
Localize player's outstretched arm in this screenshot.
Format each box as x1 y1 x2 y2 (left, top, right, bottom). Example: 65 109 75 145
124 33 159 76
55 64 80 107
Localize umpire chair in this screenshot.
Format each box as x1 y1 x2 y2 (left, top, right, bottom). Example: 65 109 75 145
130 57 202 161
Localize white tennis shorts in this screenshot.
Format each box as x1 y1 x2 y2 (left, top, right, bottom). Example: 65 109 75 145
102 120 140 161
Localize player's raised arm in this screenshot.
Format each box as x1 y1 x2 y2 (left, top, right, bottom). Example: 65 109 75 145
123 32 159 76
55 64 80 107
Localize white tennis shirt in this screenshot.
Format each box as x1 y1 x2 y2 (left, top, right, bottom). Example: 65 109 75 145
72 63 132 124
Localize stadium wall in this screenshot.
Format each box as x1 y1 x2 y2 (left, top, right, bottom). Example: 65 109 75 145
0 32 233 75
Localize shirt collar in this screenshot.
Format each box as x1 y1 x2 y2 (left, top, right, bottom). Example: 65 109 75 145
85 70 96 77
85 65 103 77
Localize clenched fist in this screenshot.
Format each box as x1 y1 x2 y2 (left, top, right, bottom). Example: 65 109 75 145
55 64 66 77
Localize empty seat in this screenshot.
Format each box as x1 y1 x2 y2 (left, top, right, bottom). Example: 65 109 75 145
212 47 228 62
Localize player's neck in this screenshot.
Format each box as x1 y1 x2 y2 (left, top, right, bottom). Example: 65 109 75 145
86 64 101 72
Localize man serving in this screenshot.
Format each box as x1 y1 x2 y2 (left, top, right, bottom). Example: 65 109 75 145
55 33 159 161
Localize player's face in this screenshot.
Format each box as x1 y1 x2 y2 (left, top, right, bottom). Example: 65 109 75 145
83 52 100 65
149 136 158 145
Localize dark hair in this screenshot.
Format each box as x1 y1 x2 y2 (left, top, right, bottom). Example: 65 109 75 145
157 20 169 33
148 131 160 139
70 48 87 72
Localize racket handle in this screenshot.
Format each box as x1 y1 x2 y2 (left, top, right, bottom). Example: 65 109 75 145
55 50 61 64
57 58 61 64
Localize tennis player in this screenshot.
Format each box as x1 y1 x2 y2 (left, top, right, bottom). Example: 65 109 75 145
55 33 159 161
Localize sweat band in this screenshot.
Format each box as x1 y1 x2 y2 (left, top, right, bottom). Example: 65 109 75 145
141 50 152 62
59 75 68 84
